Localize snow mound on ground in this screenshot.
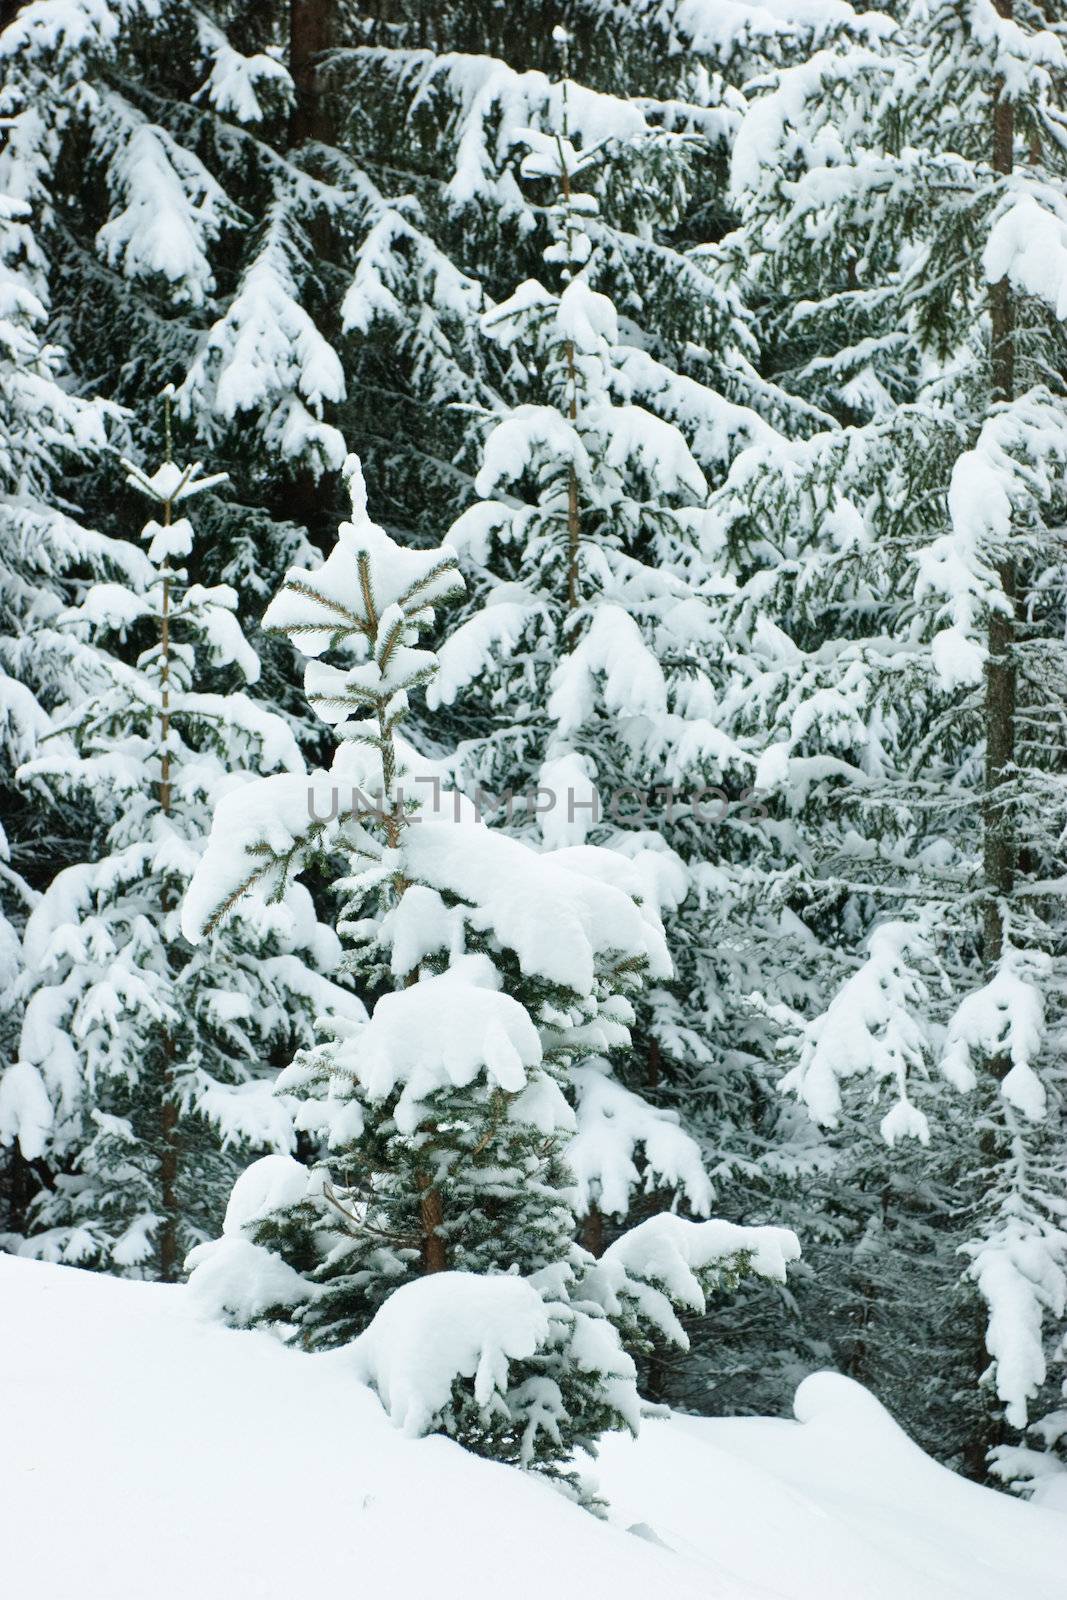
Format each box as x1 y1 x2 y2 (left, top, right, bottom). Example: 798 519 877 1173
598 1370 1067 1600
2 1256 1063 1600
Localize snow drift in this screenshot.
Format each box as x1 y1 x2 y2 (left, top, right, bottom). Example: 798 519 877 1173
2 1255 1063 1600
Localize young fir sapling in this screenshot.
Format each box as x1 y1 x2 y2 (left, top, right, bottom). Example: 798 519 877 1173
183 453 800 1494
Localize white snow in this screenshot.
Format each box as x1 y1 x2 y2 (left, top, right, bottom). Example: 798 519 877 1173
537 751 600 847
331 953 555 1134
569 1066 712 1217
965 1224 1066 1430
548 606 667 736
401 820 673 993
780 920 935 1140
598 1370 1066 1600
185 1235 316 1325
123 456 228 504
983 193 1067 318
94 112 232 308
3 1255 1063 1600
352 1270 552 1437
141 516 194 563
263 455 463 655
427 598 545 710
915 394 1067 691
0 1058 52 1160
185 800 672 992
941 948 1049 1120
587 1213 800 1346
220 1152 311 1235
194 15 292 125
474 404 588 498
178 206 347 474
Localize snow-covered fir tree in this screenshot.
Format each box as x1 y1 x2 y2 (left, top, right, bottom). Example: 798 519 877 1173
0 0 833 609
183 454 799 1492
404 33 856 1422
2 406 357 1277
0 175 154 1236
712 0 1067 1477
423 52 755 1264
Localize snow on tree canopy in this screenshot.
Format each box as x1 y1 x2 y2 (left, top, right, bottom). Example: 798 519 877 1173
941 948 1049 1122
965 1220 1067 1431
94 104 236 308
193 13 292 126
329 954 552 1135
352 1272 553 1438
221 1153 317 1236
984 194 1067 320
916 395 1067 690
569 1066 712 1218
263 455 464 658
780 921 937 1145
586 1213 802 1348
401 823 672 995
185 787 671 997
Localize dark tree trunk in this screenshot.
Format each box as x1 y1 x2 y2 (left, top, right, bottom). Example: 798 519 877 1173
418 1176 446 1273
982 0 1016 996
580 1203 604 1258
157 1084 181 1282
647 1036 661 1092
0 1145 53 1238
289 0 335 145
156 455 182 1285
966 3 1016 1480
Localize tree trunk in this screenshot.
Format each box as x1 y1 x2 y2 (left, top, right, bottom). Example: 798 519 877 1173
580 1203 604 1257
966 7 1016 1478
156 415 181 1283
418 1175 446 1273
158 1080 181 1282
0 1145 53 1239
289 0 335 145
558 153 581 613
647 1036 661 1092
982 1 1016 998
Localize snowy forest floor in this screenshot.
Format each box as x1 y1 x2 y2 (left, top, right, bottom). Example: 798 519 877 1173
4 1254 1063 1600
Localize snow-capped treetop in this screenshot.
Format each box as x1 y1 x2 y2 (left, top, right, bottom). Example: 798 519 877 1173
122 454 228 508
263 455 465 663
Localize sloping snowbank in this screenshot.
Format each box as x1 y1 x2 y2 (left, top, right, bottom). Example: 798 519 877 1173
3 1256 1063 1600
